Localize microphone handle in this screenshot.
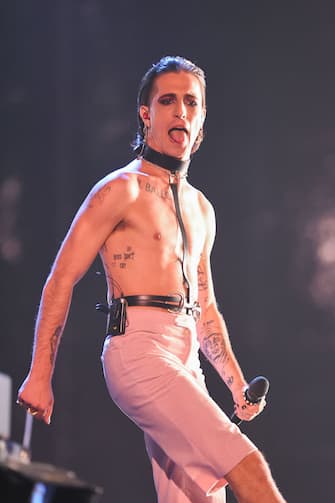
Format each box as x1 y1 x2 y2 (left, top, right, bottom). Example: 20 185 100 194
230 394 259 425
230 376 269 425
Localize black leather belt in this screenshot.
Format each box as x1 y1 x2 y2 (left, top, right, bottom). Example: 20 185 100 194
96 294 202 336
122 294 201 320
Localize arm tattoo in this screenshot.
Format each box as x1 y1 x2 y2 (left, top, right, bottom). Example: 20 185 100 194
201 319 230 375
50 326 62 365
88 185 111 209
202 331 229 366
226 375 234 388
197 263 208 292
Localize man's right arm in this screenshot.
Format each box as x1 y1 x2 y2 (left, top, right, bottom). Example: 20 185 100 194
17 174 135 424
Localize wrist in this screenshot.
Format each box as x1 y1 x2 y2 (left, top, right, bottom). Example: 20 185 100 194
28 366 53 384
231 381 248 399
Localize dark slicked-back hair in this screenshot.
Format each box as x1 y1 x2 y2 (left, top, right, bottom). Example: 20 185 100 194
132 56 206 155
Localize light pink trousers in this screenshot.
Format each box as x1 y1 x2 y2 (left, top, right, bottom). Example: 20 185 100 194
101 308 256 503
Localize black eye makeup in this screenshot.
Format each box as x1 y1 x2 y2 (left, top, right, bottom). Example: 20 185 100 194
158 94 175 105
158 93 199 107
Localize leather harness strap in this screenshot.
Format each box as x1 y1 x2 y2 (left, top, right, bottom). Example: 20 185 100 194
169 178 192 304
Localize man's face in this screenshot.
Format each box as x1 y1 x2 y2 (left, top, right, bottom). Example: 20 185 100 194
140 71 206 160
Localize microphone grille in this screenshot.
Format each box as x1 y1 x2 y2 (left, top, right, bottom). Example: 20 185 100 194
247 376 270 402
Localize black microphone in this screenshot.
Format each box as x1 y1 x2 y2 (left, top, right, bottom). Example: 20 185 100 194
230 376 270 425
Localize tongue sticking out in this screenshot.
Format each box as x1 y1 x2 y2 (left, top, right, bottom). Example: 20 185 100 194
169 128 187 144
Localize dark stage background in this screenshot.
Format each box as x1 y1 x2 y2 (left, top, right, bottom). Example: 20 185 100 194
1 2 335 502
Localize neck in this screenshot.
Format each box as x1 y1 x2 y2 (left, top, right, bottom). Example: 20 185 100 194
141 145 191 175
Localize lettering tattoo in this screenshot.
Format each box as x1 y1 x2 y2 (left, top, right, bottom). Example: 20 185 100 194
112 246 135 269
138 179 169 200
124 248 135 260
50 326 62 365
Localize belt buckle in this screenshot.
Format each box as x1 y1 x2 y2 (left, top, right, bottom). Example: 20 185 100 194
167 293 184 314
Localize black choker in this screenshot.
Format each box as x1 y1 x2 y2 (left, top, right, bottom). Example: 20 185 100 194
142 145 190 173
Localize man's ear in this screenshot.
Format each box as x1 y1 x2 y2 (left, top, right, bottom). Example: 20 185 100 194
139 105 150 125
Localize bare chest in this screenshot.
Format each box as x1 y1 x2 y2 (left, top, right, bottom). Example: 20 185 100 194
106 176 206 261
135 177 205 254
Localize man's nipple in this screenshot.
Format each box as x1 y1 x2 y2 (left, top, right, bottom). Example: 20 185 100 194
153 232 161 240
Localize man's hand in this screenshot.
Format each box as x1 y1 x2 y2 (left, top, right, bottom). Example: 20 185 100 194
232 385 266 422
17 376 54 425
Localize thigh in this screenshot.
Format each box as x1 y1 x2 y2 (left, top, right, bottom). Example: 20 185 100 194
145 434 227 503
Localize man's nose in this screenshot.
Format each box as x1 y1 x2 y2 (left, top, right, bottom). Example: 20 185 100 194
175 102 186 119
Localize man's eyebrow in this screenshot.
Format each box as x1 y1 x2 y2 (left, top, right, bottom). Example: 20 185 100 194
158 93 176 99
158 92 198 100
185 93 198 100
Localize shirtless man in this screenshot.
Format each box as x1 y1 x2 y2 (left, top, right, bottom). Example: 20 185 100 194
17 56 287 502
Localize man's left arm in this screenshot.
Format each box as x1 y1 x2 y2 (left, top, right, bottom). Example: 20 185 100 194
196 200 265 422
